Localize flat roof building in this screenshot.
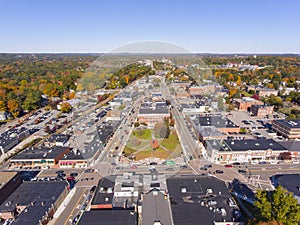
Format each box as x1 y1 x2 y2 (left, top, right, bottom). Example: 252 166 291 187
10 146 70 168
0 181 67 224
167 176 243 225
77 210 137 225
272 119 300 139
0 172 22 205
276 174 300 204
206 139 287 164
91 176 115 210
0 127 30 155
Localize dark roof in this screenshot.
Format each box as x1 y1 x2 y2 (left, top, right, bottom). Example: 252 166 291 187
277 174 300 197
142 189 172 225
279 141 300 152
167 176 241 225
77 210 137 225
59 149 85 160
207 139 287 152
0 127 29 153
47 134 70 143
91 176 115 206
181 103 197 109
224 139 286 151
0 181 67 225
11 146 70 160
273 119 300 129
156 102 168 108
198 116 238 128
139 108 169 115
251 104 272 109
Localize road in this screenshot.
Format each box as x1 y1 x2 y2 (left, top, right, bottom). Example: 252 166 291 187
53 187 88 225
161 77 201 160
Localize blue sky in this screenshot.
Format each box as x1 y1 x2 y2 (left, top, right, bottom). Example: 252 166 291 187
0 0 299 53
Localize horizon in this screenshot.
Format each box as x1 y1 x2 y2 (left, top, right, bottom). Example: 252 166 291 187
0 52 299 55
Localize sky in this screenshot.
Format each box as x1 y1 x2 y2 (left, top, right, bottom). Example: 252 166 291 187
0 0 299 53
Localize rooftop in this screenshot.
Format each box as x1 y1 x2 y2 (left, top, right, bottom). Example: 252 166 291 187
91 176 115 206
11 146 70 161
0 171 18 188
0 127 29 153
139 108 169 115
278 141 300 152
167 176 242 225
0 181 67 225
277 174 300 197
207 139 287 152
142 188 172 225
77 210 137 225
47 134 70 144
273 119 300 129
196 115 238 128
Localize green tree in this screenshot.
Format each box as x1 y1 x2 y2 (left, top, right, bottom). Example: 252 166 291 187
59 102 72 113
217 96 225 111
254 186 300 225
22 90 42 111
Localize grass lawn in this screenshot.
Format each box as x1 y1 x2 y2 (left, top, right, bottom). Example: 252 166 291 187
152 148 171 159
132 129 152 140
161 131 180 151
279 106 300 115
126 137 149 150
126 128 182 161
123 146 137 156
135 150 152 160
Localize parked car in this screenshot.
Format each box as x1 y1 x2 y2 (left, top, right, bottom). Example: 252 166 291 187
238 169 247 174
224 164 233 168
215 170 224 174
90 186 96 193
70 172 79 177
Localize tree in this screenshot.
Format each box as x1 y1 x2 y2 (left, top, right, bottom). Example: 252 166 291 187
254 186 300 225
59 102 72 113
278 152 292 160
22 90 42 111
7 99 20 117
0 100 6 111
248 220 283 225
217 96 225 111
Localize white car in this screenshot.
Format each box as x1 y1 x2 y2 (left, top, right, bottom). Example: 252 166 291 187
251 160 259 165
292 160 299 164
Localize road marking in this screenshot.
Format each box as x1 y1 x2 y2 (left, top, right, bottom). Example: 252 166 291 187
63 188 87 225
250 168 300 172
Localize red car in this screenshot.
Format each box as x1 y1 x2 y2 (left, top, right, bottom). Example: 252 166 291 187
224 164 233 168
130 165 137 169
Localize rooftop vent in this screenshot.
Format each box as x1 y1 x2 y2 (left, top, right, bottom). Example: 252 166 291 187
208 201 217 207
181 187 187 193
206 188 213 194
